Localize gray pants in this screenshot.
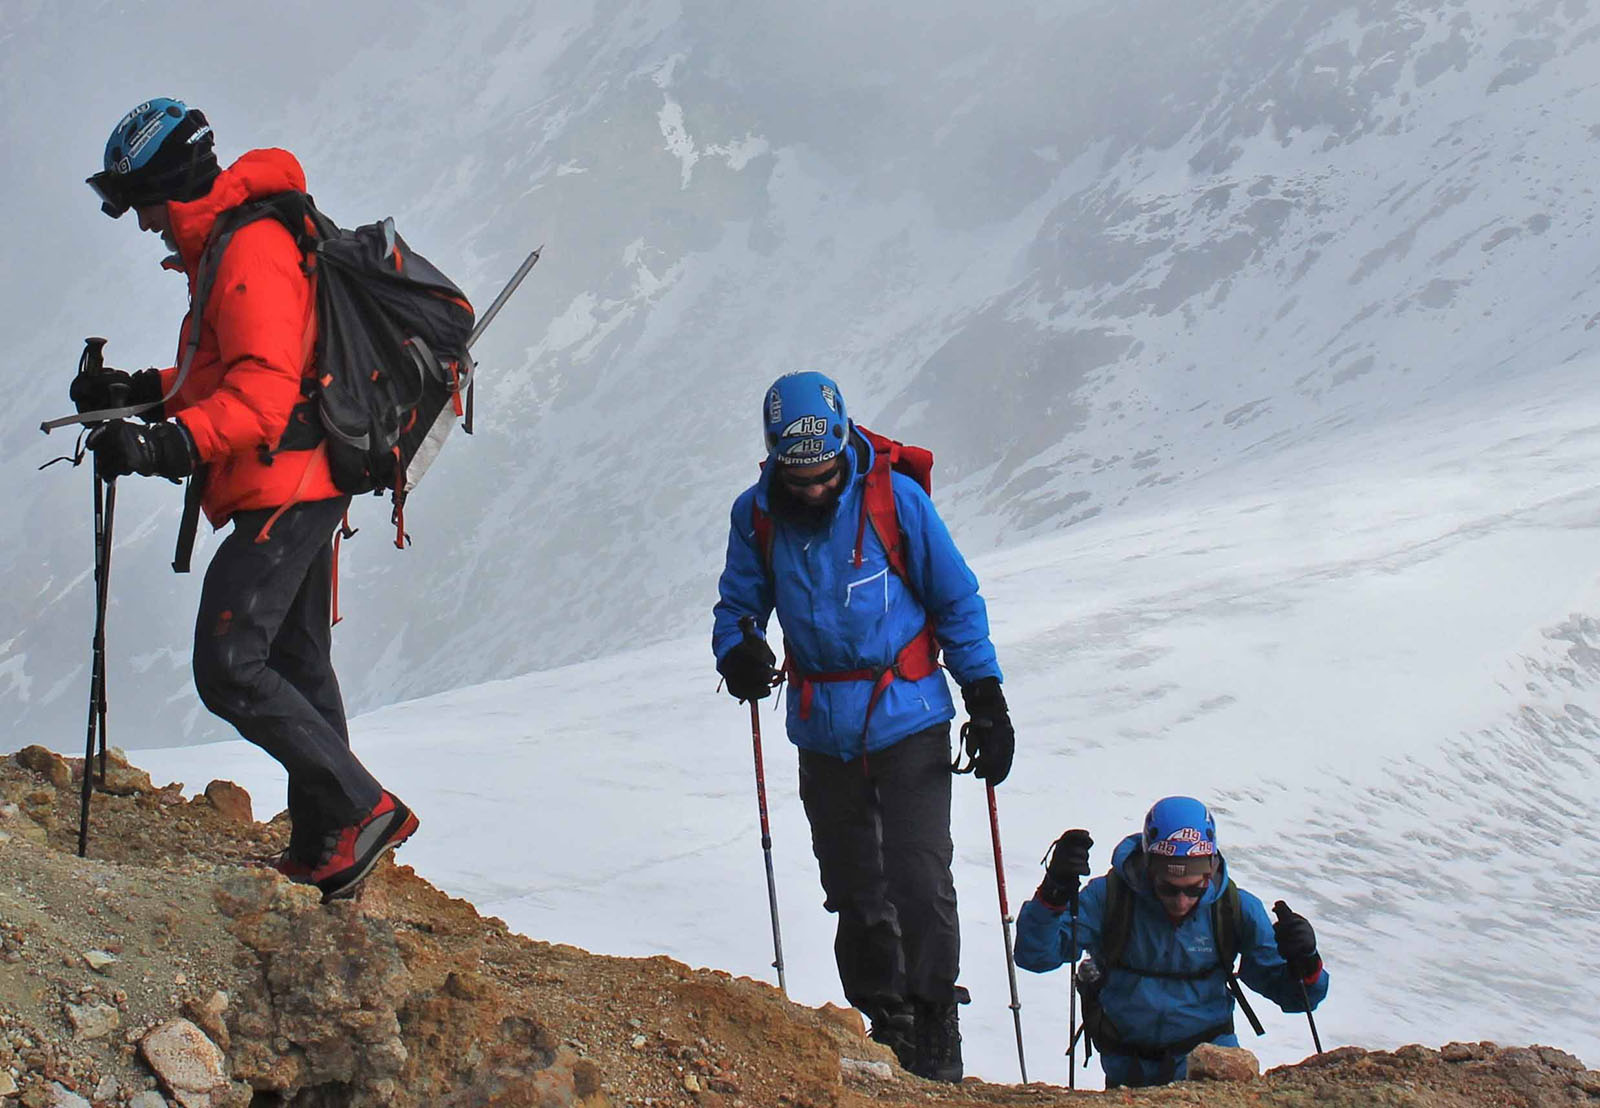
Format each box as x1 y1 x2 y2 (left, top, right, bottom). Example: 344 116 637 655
798 724 959 1008
192 496 380 856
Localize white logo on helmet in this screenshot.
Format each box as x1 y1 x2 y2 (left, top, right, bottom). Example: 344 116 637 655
782 439 831 459
820 385 838 412
1148 827 1211 855
766 388 782 426
782 415 828 438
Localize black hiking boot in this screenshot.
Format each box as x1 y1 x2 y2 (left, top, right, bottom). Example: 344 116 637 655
861 1001 916 1070
911 1000 963 1083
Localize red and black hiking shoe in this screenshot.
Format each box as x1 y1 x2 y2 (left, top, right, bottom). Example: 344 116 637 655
260 849 314 882
308 791 419 902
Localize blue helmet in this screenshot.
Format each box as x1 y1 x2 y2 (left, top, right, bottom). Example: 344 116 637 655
88 98 218 217
1142 796 1218 876
762 371 851 466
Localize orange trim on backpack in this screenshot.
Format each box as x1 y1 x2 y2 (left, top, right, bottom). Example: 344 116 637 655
392 446 407 549
253 443 325 544
448 361 464 416
254 291 325 546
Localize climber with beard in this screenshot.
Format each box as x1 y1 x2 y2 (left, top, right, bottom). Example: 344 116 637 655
711 372 1013 1083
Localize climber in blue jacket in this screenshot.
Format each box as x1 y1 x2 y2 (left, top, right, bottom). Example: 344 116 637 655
1015 796 1329 1088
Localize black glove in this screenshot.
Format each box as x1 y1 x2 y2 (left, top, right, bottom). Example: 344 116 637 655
1271 901 1321 980
719 624 778 701
958 676 1014 785
87 419 195 481
70 366 164 418
1038 828 1093 908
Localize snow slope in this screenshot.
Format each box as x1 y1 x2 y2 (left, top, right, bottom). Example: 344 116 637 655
142 352 1600 1085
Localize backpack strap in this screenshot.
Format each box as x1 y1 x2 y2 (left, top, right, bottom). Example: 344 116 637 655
752 499 775 574
1099 869 1133 972
854 440 906 577
1100 868 1239 981
1211 877 1241 971
1211 878 1265 1037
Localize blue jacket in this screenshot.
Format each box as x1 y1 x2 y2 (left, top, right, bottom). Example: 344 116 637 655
1015 834 1329 1087
712 435 1000 759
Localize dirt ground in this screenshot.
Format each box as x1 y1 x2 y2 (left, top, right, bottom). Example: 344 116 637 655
1 745 1597 1107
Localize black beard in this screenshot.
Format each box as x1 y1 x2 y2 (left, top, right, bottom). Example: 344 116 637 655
767 475 841 532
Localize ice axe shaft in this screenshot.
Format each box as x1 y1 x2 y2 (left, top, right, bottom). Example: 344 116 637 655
985 784 1028 1082
467 246 542 350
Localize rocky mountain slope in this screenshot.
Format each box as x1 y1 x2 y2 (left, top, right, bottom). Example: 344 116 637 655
1 747 1594 1107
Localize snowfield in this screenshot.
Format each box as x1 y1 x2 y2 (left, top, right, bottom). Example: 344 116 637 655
142 353 1600 1085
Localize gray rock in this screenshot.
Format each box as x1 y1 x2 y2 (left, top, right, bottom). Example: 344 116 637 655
45 1083 91 1108
65 1001 120 1041
839 1056 894 1080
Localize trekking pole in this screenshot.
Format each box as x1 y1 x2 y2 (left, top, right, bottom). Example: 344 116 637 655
71 337 120 858
985 784 1028 1082
738 617 787 996
1068 874 1081 1090
1273 901 1324 1055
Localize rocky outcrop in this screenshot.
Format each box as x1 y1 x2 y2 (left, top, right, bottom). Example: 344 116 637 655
1 747 1597 1107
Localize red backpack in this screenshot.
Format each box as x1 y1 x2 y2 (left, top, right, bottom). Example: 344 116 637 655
751 427 940 735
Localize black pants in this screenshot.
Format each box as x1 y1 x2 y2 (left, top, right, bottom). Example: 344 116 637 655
192 496 380 856
798 724 959 1009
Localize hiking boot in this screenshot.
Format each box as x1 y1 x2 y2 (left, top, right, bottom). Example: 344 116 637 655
307 791 419 902
911 1000 963 1083
861 1001 916 1070
262 848 314 882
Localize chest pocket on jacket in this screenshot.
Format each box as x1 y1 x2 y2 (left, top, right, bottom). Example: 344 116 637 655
844 567 890 612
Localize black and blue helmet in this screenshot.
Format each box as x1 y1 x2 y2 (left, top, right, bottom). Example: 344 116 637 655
762 371 851 466
88 97 218 217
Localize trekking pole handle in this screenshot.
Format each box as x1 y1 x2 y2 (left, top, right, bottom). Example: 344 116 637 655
1272 900 1325 1054
78 336 108 378
43 337 150 434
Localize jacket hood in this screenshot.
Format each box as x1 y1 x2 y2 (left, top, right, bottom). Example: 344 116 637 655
1111 831 1231 911
167 148 307 272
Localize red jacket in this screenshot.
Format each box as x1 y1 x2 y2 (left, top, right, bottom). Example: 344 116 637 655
158 148 339 526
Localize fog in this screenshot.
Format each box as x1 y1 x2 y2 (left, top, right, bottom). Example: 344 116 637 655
4 0 1597 754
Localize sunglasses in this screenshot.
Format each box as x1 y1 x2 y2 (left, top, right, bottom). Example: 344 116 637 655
1153 879 1209 902
87 170 138 218
777 462 843 490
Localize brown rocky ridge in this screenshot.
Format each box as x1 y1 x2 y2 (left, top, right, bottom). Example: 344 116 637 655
0 744 1595 1107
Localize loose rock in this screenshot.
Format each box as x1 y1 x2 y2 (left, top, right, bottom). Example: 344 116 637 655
1187 1042 1260 1082
202 781 252 825
140 1019 229 1108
